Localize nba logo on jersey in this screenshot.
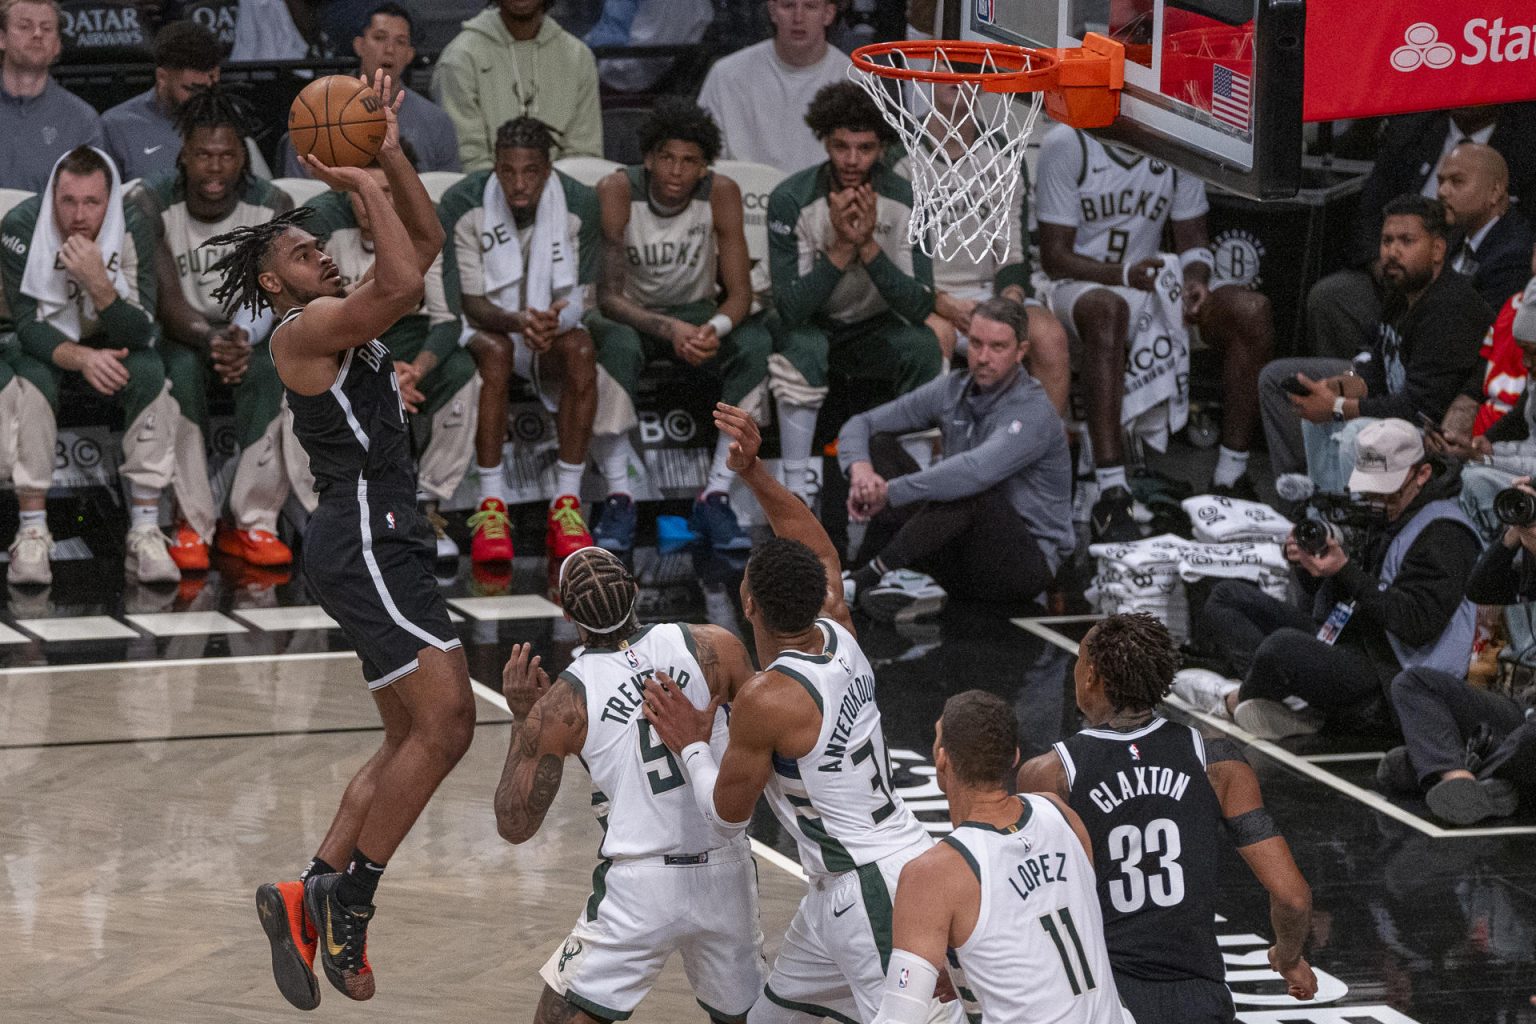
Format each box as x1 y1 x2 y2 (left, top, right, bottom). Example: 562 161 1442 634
385 512 396 530
897 968 910 989
625 647 640 669
837 655 851 675
1129 743 1142 761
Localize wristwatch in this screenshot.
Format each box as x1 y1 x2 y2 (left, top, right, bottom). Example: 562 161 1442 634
1331 396 1346 422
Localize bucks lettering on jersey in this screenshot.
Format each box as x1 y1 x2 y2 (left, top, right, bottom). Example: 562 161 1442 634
942 794 1124 1024
763 618 928 877
132 174 291 322
620 165 716 308
566 623 738 860
1055 716 1226 983
1034 124 1208 267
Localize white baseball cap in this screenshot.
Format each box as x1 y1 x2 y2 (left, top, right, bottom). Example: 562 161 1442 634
1348 418 1425 494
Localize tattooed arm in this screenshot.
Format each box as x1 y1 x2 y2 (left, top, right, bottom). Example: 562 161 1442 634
495 643 588 844
686 623 758 702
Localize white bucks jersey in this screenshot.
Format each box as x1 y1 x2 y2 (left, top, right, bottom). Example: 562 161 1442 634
763 619 928 877
943 795 1125 1024
621 165 717 308
568 623 735 860
1035 123 1207 266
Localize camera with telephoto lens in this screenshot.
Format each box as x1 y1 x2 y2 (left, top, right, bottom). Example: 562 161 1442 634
1495 487 1536 528
1295 492 1385 557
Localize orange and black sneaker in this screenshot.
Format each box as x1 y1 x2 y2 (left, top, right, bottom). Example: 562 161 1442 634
546 495 593 560
468 497 514 563
256 880 320 1011
304 872 376 1001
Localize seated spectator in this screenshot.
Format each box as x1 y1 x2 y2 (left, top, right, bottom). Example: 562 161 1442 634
587 99 772 554
585 0 712 94
892 79 1070 415
1261 195 1492 493
1177 419 1481 741
0 343 58 584
1379 486 1536 824
440 116 631 563
0 146 182 584
229 0 326 61
101 21 221 183
130 85 301 569
1436 143 1533 313
0 0 103 191
1035 123 1273 538
1436 264 1533 455
279 3 460 177
1308 104 1536 360
56 0 157 64
838 296 1074 618
302 143 480 561
431 0 601 170
697 0 848 174
766 81 946 508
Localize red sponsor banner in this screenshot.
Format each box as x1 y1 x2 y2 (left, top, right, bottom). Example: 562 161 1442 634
1306 3 1536 122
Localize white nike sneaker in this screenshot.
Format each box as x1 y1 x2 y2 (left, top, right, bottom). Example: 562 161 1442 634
1169 668 1240 719
125 524 181 584
1233 698 1324 740
861 569 947 624
7 524 53 585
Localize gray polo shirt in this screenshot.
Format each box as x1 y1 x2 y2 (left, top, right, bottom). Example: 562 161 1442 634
101 88 181 182
280 86 461 176
0 79 104 191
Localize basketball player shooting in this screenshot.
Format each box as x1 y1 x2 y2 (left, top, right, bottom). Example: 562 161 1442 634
206 73 475 1011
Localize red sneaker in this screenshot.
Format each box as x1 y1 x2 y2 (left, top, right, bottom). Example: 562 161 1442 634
469 497 514 563
168 520 209 571
546 495 594 560
216 527 293 567
256 880 320 1010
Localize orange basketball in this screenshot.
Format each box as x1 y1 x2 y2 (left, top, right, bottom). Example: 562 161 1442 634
289 75 387 169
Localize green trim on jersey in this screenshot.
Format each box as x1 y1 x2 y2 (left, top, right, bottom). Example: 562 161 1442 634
772 664 823 715
762 985 860 1024
556 670 586 708
581 623 656 653
857 862 894 972
941 835 982 882
565 988 633 1021
774 619 839 667
695 996 748 1024
678 623 700 663
583 858 612 922
785 792 855 874
955 796 1034 835
944 950 984 1022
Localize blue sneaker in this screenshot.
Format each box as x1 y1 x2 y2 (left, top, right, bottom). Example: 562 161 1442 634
690 492 753 551
592 494 637 552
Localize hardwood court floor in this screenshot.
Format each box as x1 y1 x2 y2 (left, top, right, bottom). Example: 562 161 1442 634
0 655 804 1022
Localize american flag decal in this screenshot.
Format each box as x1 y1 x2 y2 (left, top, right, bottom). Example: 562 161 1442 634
1211 64 1251 131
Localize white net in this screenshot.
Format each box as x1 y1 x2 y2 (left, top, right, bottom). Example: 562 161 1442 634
849 46 1046 264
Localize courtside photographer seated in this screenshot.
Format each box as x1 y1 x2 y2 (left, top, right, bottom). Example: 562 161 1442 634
1175 419 1482 742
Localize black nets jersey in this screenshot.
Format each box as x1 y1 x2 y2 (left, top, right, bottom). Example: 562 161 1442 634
277 308 417 498
1054 716 1226 983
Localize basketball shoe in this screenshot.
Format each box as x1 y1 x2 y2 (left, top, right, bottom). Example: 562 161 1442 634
547 495 594 559
469 497 514 562
216 526 293 567
304 872 375 1001
256 880 320 1010
168 520 209 571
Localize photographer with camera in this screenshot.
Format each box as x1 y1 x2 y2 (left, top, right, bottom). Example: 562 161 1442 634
1379 475 1536 824
1178 419 1483 740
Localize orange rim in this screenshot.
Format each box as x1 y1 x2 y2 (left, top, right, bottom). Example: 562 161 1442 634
850 39 1060 93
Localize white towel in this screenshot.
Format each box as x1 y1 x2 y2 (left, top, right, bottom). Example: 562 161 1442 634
20 147 127 343
1121 253 1190 453
1182 494 1293 544
480 171 578 320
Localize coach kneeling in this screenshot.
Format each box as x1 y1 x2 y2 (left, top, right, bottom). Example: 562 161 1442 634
838 297 1074 619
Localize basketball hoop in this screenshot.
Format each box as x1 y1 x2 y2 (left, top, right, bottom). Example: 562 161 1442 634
849 34 1124 263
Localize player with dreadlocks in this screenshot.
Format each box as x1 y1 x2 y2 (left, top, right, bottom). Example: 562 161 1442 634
222 73 472 1012
1017 613 1318 1024
130 83 302 572
493 544 767 1024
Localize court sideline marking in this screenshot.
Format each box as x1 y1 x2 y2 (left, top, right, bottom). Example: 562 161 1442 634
1013 616 1536 839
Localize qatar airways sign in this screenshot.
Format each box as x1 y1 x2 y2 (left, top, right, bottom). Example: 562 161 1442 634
1304 5 1536 122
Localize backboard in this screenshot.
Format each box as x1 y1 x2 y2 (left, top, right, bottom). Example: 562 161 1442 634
951 0 1304 198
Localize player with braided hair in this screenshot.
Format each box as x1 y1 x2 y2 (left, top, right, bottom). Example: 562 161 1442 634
232 74 475 1013
439 115 630 565
1017 613 1317 1023
494 544 766 1023
129 83 303 571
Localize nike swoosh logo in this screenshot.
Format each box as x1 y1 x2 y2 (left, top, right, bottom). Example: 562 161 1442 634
832 904 855 918
143 144 163 155
324 904 346 958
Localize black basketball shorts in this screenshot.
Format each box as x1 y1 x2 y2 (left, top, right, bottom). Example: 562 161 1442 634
1112 970 1235 1024
303 487 460 688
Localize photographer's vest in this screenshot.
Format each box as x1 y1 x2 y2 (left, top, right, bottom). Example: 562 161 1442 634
1381 498 1482 675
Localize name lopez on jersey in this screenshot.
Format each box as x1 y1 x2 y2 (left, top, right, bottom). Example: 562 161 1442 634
819 670 876 772
1088 766 1191 814
598 667 692 725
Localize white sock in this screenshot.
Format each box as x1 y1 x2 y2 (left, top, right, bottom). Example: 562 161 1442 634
776 400 819 499
1212 446 1250 488
591 434 643 496
1095 465 1128 493
703 432 735 498
477 463 503 506
129 503 159 530
552 460 585 503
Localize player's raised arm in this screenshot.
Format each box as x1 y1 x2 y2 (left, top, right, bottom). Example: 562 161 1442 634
684 623 759 702
362 71 443 273
494 643 589 844
713 402 852 631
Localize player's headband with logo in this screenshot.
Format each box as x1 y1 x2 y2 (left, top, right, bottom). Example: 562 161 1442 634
558 548 638 635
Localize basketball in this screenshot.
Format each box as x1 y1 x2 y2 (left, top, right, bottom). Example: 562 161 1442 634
288 75 387 169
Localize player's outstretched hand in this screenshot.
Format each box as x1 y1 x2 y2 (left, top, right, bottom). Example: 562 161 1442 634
641 672 719 753
713 402 760 471
1268 948 1317 1001
359 69 403 156
300 153 378 195
503 642 550 718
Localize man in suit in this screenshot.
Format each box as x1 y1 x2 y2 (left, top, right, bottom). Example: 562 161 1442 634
1308 104 1536 358
1436 143 1533 314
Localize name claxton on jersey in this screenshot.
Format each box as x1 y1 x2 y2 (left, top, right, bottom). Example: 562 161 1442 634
1087 765 1193 814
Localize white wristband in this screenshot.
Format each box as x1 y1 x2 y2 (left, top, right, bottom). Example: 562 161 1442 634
872 949 940 1024
1179 247 1216 273
706 313 733 338
680 741 749 837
